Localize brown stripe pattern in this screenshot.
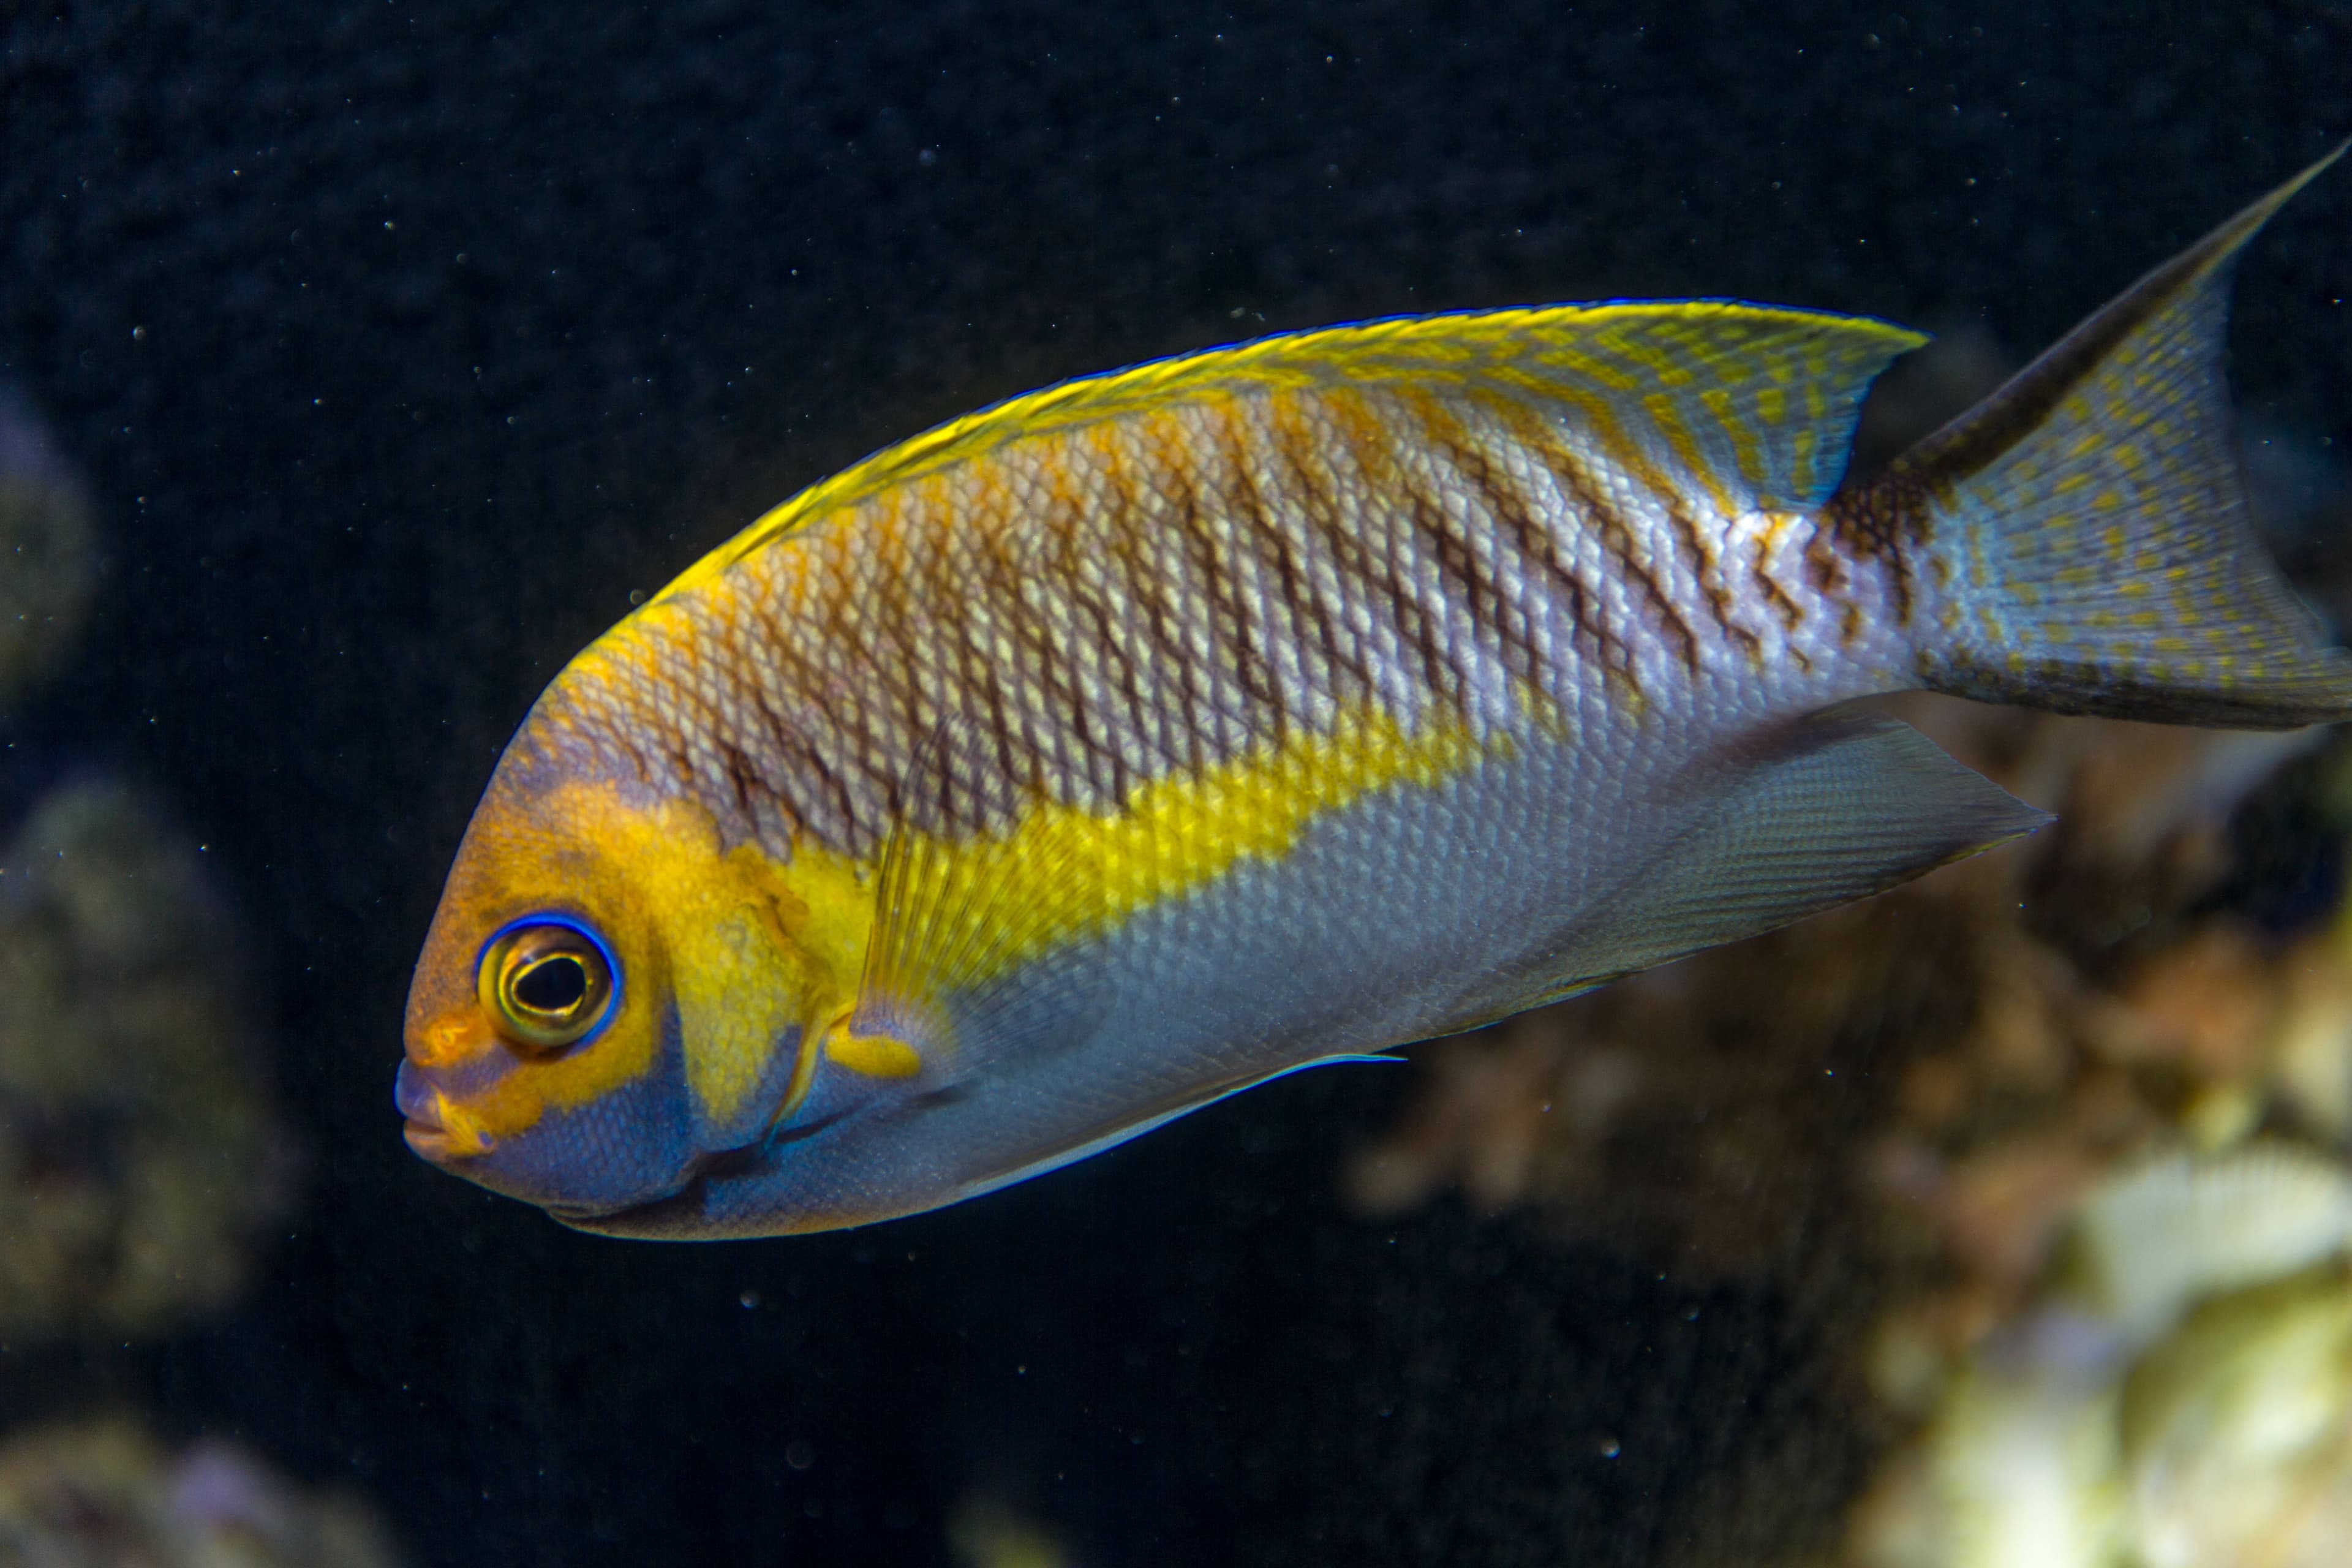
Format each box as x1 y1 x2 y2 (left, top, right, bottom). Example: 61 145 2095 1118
543 380 1887 857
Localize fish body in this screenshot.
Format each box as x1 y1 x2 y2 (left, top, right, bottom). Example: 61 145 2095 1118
401 151 2351 1237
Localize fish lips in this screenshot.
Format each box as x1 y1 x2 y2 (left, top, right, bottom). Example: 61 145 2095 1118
394 1056 488 1161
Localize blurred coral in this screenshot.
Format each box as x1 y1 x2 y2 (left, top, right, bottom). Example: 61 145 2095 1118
0 1416 405 1568
948 1493 1071 1568
2118 1264 2352 1568
1844 1150 2352 1568
0 780 288 1339
0 390 96 709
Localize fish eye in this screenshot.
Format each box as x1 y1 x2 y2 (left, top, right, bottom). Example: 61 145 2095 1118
477 917 619 1053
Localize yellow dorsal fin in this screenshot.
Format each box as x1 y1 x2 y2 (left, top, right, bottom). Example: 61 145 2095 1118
649 301 1928 609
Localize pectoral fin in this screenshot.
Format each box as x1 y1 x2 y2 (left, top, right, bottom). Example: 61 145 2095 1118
1439 707 2049 1034
829 725 1111 1086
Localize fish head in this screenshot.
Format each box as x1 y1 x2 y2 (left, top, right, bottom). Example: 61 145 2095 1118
399 710 839 1226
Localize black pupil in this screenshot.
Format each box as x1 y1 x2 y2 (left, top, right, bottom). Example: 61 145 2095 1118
513 954 589 1014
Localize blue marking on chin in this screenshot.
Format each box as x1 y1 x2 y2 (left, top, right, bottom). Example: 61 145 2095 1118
473 1001 695 1215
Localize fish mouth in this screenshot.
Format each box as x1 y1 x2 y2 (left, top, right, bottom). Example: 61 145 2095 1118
402 1118 458 1161
395 1060 486 1161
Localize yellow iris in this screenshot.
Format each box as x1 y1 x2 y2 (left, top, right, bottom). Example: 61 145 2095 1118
478 921 616 1052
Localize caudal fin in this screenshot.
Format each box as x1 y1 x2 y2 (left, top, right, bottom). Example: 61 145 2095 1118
1839 143 2352 729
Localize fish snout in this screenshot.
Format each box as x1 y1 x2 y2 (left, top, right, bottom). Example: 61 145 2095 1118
397 998 520 1162
395 1059 453 1159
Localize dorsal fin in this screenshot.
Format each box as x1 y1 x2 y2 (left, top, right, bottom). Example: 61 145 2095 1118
650 301 1929 608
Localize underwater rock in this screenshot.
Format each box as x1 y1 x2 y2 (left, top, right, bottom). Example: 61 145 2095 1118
2119 1265 2352 1568
0 780 287 1339
0 390 96 709
2064 1144 2352 1345
1843 1150 2352 1568
0 1415 405 1567
1844 1344 2127 1568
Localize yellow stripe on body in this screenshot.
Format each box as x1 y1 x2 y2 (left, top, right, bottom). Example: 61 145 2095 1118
775 696 1512 1121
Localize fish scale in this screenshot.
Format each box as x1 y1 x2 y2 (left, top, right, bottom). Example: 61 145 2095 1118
564 363 1877 859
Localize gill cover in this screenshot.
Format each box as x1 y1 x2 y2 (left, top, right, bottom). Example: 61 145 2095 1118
399 747 840 1219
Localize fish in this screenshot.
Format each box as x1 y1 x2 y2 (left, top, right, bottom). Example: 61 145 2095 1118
400 148 2351 1238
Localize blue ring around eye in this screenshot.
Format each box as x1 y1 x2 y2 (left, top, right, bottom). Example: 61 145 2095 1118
478 913 623 1045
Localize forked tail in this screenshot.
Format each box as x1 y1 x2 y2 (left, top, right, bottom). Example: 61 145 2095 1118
1834 143 2352 729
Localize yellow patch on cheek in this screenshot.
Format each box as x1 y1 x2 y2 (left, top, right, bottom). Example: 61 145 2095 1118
425 783 839 1142
428 767 903 1144
669 897 812 1120
411 1016 482 1071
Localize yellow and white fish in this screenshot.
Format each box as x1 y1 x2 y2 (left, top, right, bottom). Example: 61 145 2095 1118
401 151 2350 1238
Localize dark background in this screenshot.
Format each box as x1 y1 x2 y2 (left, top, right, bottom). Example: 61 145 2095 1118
4 3 2350 1564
